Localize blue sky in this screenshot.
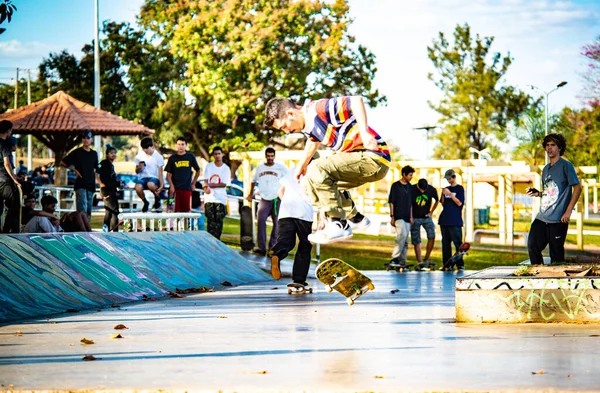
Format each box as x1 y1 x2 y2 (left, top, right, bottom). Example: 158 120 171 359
1 0 599 159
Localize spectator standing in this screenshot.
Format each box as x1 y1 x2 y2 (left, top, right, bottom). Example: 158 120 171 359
0 120 21 233
411 178 439 267
270 169 314 284
60 130 99 219
203 146 230 240
165 137 201 213
526 133 581 265
134 137 165 212
246 147 288 255
438 169 465 270
388 165 414 267
97 145 120 231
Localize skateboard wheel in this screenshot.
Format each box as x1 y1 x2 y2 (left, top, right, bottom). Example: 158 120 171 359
308 288 313 293
367 282 375 291
325 285 333 293
346 298 354 306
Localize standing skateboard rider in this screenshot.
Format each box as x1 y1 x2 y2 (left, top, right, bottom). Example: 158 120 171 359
270 168 314 284
165 137 201 213
264 96 390 244
526 133 581 265
411 178 439 266
246 147 288 255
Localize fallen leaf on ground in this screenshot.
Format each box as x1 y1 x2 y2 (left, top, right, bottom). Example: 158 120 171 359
567 374 572 378
374 375 385 379
110 304 120 308
114 324 128 330
221 281 233 286
531 369 545 375
271 287 278 290
168 291 183 298
142 294 160 301
13 331 22 336
82 355 97 361
80 338 94 345
390 289 399 294
111 334 123 339
218 315 228 319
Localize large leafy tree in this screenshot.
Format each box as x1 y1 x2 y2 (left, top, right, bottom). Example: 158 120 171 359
510 102 557 166
427 23 530 159
0 0 17 34
555 105 600 167
139 0 384 158
580 36 600 106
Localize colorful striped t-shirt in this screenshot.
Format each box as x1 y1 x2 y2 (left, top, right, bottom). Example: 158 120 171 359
301 97 391 162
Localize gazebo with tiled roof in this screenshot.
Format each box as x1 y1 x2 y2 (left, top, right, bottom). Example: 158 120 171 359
0 90 154 184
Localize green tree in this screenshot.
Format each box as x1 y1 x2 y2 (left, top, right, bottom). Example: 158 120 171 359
555 105 600 168
510 102 557 166
427 23 530 159
139 0 384 159
0 0 17 34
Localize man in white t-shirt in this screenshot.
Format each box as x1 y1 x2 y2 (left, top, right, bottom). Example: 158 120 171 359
134 137 165 212
246 147 288 255
203 146 231 240
269 169 314 284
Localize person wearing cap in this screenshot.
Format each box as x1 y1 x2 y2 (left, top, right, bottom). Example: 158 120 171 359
0 120 21 233
60 130 100 219
526 133 581 265
439 168 465 270
410 178 439 268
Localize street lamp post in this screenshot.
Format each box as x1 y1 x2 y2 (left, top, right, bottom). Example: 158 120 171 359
528 81 568 165
413 125 437 160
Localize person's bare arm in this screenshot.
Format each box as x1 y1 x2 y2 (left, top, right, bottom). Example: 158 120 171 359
349 96 377 151
295 139 320 180
157 166 164 192
4 157 20 185
561 183 583 223
166 172 174 196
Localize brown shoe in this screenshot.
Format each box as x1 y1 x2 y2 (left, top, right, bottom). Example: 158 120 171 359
271 255 281 280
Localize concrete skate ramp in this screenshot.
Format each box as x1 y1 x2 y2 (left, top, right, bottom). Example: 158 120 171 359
0 231 270 322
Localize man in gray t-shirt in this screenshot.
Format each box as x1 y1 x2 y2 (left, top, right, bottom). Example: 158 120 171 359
526 133 581 265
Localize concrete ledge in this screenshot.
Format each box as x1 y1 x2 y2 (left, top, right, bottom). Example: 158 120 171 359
0 231 270 322
456 266 600 323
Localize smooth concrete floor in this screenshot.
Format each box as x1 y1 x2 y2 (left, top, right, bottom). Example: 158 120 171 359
1 270 600 392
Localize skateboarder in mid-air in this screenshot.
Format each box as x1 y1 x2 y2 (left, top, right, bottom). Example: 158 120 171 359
270 169 314 289
264 96 390 244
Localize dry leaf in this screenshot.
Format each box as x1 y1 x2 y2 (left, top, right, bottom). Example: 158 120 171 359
65 308 80 313
254 371 267 374
111 334 123 339
110 304 120 308
374 375 385 379
531 369 545 375
114 324 128 330
82 355 97 361
218 315 228 319
567 374 572 378
168 291 183 298
80 338 95 345
176 286 214 294
390 289 399 294
13 330 22 336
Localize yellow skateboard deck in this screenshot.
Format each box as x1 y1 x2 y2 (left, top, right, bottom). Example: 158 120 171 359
315 258 374 305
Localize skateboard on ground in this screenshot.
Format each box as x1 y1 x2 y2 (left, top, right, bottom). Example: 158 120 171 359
385 262 413 272
441 242 470 271
316 258 374 305
240 205 254 251
287 282 313 295
415 262 436 271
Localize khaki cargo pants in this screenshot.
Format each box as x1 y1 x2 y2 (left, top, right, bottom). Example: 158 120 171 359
301 151 389 219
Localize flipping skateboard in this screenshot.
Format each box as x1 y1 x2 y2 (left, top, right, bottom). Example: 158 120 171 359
287 282 313 295
240 205 254 251
316 258 374 305
441 242 470 271
385 263 413 272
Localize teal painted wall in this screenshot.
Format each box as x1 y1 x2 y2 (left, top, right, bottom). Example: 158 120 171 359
0 231 269 322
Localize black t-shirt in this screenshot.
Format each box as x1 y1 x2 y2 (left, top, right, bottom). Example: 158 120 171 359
97 159 118 191
63 147 98 192
0 139 12 183
411 184 439 218
22 206 34 225
388 181 412 221
165 152 200 191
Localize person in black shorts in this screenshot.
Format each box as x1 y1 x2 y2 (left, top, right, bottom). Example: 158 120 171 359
410 178 439 267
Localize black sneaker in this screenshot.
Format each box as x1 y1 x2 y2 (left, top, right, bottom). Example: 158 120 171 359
142 200 149 213
153 199 161 210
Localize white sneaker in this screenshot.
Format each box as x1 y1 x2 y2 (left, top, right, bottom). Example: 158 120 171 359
348 215 371 232
308 220 353 244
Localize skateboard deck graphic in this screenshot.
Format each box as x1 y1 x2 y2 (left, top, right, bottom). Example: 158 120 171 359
240 205 254 251
441 242 470 270
287 282 313 295
316 258 374 305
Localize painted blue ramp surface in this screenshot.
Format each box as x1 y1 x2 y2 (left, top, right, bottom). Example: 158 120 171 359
0 231 269 322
